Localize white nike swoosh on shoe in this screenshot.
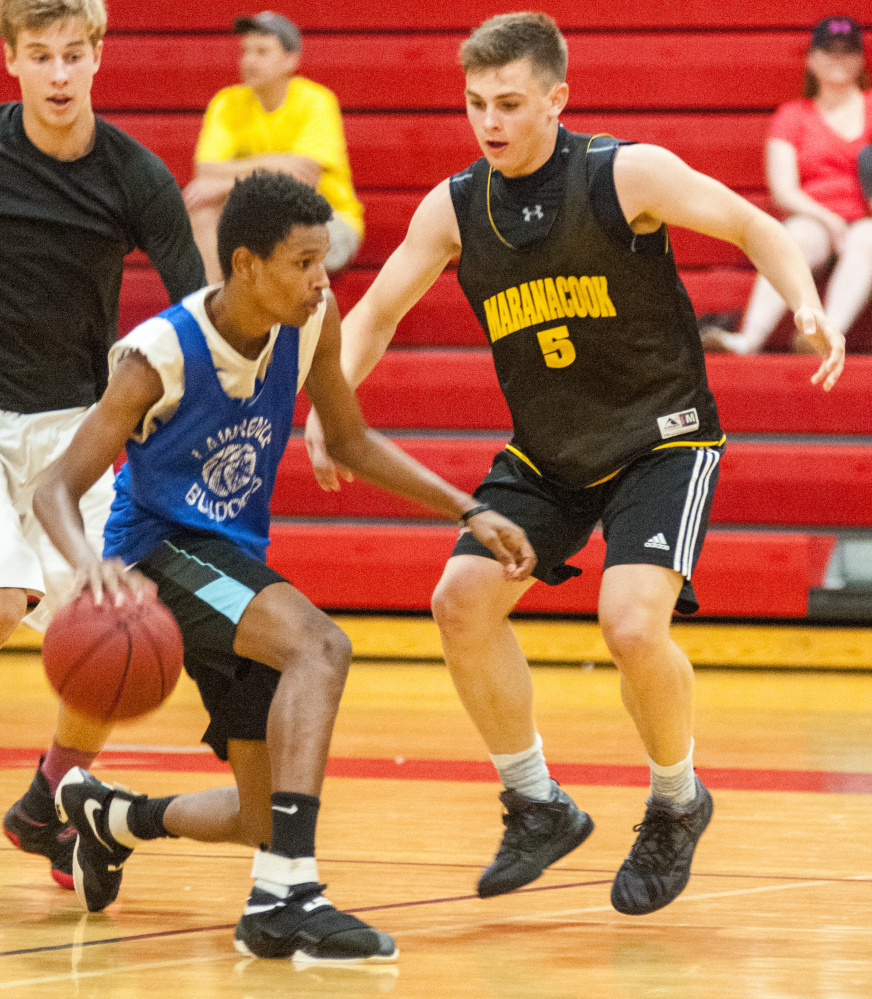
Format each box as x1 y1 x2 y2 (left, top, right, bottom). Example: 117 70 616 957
272 804 299 816
84 800 114 852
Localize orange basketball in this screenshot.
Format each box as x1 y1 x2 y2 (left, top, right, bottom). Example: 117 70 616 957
42 591 184 721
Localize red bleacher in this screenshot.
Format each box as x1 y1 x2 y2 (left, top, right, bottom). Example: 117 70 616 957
87 2 872 32
25 2 870 619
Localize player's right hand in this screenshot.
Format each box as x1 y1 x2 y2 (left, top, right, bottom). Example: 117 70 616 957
793 305 845 391
465 511 537 582
305 408 354 491
73 558 157 607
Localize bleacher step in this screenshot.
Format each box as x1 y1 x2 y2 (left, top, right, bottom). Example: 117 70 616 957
267 523 834 618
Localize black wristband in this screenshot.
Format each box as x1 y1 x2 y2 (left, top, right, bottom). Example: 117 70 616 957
459 503 491 523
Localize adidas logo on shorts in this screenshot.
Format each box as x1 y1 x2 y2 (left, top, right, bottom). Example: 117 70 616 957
644 533 670 551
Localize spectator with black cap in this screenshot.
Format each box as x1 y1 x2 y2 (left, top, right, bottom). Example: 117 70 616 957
184 10 363 280
702 15 872 354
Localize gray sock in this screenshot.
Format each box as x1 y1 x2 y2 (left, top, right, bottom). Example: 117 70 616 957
649 740 697 809
490 733 553 801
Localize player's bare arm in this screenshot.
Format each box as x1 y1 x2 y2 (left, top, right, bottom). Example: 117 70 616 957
32 352 162 603
304 179 461 490
613 143 845 390
305 296 535 581
341 179 462 387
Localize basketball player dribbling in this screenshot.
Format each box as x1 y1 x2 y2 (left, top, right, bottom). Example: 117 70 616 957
305 13 845 915
1 0 205 887
31 171 535 961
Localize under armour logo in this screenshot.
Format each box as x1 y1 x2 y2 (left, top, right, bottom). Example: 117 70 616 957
522 205 544 222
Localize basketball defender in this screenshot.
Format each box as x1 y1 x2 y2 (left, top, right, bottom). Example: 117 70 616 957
306 13 845 915
32 171 534 961
1 0 204 888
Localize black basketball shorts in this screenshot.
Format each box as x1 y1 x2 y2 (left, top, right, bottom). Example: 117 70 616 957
452 444 723 615
137 531 288 761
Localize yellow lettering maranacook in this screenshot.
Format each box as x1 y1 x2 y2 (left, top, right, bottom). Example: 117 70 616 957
592 275 617 316
555 276 576 318
566 276 587 318
497 292 513 335
483 276 616 345
483 296 506 342
544 278 565 319
505 287 525 331
530 280 553 321
519 283 542 326
579 276 600 318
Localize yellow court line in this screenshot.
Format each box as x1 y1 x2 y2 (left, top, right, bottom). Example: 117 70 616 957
10 618 872 670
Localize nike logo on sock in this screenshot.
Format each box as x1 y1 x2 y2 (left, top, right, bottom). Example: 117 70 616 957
272 804 299 816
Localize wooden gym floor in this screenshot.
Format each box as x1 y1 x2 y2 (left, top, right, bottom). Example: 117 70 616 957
1 617 871 998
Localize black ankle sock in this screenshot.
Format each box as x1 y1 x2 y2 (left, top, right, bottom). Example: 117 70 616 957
270 792 320 858
126 796 179 840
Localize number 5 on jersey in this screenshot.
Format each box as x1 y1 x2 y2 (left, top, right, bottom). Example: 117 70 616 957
537 325 576 368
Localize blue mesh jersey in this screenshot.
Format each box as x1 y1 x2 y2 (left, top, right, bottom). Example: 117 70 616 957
103 300 299 565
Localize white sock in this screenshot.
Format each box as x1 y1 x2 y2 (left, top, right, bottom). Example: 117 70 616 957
649 740 697 808
490 733 553 801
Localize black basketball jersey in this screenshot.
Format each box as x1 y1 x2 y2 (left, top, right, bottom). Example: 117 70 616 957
452 131 723 490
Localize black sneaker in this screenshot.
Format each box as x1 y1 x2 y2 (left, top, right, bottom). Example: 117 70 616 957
55 767 138 912
3 760 76 890
477 781 595 898
235 882 398 963
611 778 713 915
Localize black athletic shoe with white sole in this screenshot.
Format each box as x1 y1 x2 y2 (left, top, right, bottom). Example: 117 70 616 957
235 883 398 963
3 760 75 889
55 767 138 912
611 777 713 915
477 781 595 898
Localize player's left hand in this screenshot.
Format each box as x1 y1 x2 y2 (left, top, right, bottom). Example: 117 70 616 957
304 407 354 491
465 511 537 581
793 306 845 391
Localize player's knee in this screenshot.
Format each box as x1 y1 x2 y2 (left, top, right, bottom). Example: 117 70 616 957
292 616 353 686
0 588 28 645
431 574 486 638
599 607 665 665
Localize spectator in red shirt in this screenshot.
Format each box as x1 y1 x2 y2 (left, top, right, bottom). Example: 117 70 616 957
702 16 872 354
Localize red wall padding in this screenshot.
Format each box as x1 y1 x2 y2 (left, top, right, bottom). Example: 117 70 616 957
266 524 836 617
101 111 770 190
0 33 818 113
270 438 872 527
292 350 872 436
100 1 871 33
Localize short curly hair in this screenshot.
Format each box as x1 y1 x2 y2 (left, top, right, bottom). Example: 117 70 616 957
460 12 567 88
1 0 107 49
217 171 333 280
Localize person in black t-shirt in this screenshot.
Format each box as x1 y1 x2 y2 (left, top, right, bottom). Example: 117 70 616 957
1 0 204 891
305 13 845 917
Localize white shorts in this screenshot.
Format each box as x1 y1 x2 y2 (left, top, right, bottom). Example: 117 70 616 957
0 407 115 632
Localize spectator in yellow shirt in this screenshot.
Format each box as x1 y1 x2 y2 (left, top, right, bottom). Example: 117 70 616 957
184 11 363 280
